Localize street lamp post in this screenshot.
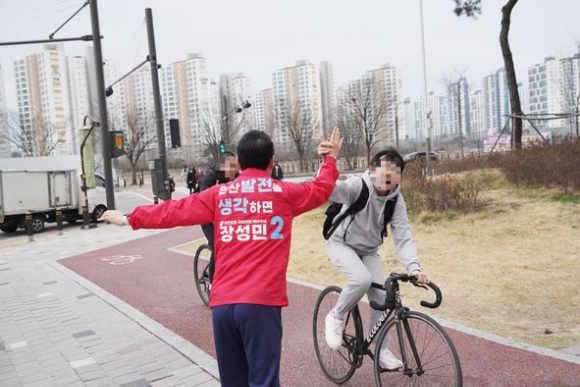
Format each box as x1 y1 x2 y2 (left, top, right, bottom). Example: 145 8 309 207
419 0 431 173
221 98 252 150
394 99 410 150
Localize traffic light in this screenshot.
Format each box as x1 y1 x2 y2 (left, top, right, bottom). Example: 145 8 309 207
219 140 226 154
110 131 126 158
169 119 181 148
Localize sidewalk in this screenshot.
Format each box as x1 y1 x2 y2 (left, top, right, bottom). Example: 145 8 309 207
0 224 220 387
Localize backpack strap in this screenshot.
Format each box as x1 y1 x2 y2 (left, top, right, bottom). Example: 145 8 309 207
341 178 369 241
381 194 399 238
324 177 369 240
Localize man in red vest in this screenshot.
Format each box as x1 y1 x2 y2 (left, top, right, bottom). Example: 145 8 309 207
100 128 343 387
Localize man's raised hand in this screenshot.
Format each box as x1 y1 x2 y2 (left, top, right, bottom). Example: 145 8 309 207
318 126 343 161
328 126 343 159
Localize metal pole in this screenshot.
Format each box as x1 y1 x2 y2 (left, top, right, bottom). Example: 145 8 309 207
89 0 115 210
80 124 97 229
0 36 94 46
49 1 89 39
145 8 170 200
222 95 230 145
419 0 431 171
395 101 401 149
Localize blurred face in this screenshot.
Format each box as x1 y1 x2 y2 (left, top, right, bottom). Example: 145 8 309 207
369 159 402 192
220 156 239 180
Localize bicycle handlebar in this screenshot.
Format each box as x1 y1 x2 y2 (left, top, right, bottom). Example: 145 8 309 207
417 280 442 309
369 273 442 311
369 300 389 311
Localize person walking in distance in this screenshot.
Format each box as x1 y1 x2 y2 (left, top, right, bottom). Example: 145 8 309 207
187 166 197 195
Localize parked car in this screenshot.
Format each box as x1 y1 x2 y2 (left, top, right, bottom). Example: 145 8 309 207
403 151 441 163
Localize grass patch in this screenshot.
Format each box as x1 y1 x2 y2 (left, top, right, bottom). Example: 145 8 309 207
551 194 580 204
283 186 580 351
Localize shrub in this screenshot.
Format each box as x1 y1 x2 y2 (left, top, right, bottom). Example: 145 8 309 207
403 162 487 215
491 139 580 194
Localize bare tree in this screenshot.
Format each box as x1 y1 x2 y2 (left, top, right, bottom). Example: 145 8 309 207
199 106 223 163
198 103 248 163
123 111 157 185
282 100 318 173
454 0 525 149
334 106 361 170
442 69 469 158
0 112 63 157
349 78 390 165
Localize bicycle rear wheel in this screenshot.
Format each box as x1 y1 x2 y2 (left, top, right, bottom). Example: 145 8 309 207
313 286 361 384
374 311 462 387
193 244 212 306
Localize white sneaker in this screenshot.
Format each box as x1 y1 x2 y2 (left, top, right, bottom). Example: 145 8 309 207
325 312 345 350
379 348 403 370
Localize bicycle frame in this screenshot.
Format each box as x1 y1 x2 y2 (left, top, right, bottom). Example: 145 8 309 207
352 282 424 376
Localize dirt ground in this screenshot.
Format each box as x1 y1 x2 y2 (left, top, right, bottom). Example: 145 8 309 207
177 178 580 350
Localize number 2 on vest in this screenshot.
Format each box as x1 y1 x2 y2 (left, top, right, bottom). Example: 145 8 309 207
270 216 284 239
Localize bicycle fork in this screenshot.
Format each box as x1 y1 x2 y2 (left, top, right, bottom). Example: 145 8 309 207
394 314 424 377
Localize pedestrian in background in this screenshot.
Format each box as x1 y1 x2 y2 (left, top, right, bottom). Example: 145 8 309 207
271 162 284 181
187 166 197 194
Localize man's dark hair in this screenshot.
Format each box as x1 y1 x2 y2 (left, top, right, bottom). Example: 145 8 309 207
370 148 405 173
237 130 274 170
218 151 235 166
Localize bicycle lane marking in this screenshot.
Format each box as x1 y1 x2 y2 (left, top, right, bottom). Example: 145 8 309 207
59 228 580 387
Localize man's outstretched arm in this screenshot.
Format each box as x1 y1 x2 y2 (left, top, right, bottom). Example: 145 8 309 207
99 185 217 229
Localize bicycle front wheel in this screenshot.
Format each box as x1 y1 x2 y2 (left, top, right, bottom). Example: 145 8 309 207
193 244 212 306
374 311 462 387
312 286 361 384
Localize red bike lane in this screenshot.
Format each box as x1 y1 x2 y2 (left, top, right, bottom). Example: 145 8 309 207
59 227 580 386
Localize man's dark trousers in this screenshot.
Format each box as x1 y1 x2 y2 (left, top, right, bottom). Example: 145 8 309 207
212 304 282 387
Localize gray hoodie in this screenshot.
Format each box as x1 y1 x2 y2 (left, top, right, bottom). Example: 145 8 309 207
328 171 421 274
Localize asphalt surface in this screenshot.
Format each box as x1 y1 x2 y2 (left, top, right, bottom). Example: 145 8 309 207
59 227 580 387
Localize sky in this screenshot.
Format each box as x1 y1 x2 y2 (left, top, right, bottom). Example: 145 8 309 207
1 0 579 111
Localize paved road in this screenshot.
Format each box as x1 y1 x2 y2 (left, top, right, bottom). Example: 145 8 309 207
60 227 580 387
0 215 219 386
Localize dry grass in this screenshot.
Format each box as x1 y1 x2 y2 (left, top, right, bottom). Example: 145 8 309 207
176 177 580 350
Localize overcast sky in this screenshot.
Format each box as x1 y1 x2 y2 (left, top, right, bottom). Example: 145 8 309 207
1 0 579 110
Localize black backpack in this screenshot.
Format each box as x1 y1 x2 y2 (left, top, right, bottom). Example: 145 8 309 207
322 177 399 241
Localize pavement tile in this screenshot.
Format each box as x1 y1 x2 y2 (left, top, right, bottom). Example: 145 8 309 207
180 371 213 386
0 223 218 387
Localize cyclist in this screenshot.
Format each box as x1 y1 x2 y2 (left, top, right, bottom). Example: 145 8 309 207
318 145 429 371
199 151 239 284
100 128 343 387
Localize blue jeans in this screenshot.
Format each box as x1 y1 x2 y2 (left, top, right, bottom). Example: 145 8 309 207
212 304 282 387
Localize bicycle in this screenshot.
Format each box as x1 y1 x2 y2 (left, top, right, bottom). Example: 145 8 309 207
313 273 462 386
193 244 212 306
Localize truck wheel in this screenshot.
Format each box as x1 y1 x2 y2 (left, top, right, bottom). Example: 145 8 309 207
31 217 45 233
0 224 18 233
92 205 107 222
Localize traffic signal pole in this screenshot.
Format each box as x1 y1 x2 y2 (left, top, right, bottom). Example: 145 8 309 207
89 0 115 210
145 8 170 200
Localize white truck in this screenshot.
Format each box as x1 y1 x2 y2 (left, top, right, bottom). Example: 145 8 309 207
0 156 109 234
